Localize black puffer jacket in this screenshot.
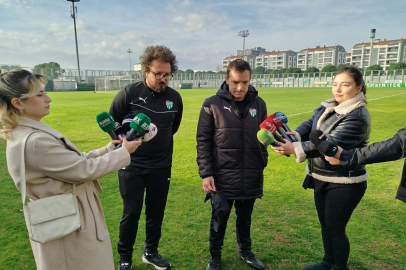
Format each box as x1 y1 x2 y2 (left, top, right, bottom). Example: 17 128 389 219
340 127 406 202
294 94 371 183
196 82 267 199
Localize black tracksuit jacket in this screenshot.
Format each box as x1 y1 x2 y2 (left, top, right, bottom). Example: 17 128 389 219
109 80 183 169
341 127 406 202
196 82 268 200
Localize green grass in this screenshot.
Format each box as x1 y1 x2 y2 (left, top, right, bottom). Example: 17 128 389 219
1 87 406 269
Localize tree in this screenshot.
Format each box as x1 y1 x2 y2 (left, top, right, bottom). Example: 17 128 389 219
265 69 274 74
184 69 194 73
216 71 226 75
285 67 302 74
336 64 351 71
321 65 337 73
177 69 184 74
365 64 384 76
33 62 64 79
304 67 320 73
386 62 406 74
252 66 265 74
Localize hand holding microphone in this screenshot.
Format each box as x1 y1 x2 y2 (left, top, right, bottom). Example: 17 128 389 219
309 130 343 164
257 129 291 157
116 113 151 149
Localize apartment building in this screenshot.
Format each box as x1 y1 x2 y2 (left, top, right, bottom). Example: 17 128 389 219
297 45 346 70
222 47 266 71
350 38 406 70
256 50 298 70
346 53 351 64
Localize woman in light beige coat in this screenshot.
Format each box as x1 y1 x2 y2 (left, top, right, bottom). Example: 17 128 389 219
1 69 142 270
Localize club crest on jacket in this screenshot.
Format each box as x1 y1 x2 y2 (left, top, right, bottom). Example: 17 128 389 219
166 100 173 109
249 108 257 117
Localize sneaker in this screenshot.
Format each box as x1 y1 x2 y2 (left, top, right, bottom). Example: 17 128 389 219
303 260 334 270
142 252 171 270
118 259 132 270
206 257 221 270
238 253 264 270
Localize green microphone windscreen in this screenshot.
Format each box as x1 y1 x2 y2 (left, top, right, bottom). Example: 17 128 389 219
257 129 275 145
129 113 151 134
96 112 116 132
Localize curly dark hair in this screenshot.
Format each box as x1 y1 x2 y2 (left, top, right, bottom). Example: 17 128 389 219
140 45 178 74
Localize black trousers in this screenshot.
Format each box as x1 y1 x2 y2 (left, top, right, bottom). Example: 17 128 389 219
117 167 171 260
209 199 256 258
314 187 365 268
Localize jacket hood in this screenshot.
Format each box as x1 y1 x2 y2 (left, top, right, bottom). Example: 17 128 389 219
216 81 258 101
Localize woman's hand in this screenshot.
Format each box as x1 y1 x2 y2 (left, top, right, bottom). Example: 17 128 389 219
271 139 295 155
121 135 142 154
324 146 343 165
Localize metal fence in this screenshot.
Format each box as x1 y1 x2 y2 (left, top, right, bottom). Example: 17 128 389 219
2 65 405 91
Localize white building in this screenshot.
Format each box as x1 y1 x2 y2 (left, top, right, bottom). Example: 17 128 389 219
222 55 241 71
297 45 346 71
350 38 406 70
256 50 298 70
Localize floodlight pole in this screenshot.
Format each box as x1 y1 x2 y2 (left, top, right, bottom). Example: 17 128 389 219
238 30 249 61
370 29 376 67
68 0 81 83
127 49 132 71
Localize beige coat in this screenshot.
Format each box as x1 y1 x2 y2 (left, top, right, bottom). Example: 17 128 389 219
6 117 131 270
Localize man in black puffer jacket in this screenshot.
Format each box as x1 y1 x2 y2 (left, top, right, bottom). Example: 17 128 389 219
196 59 267 270
325 127 406 202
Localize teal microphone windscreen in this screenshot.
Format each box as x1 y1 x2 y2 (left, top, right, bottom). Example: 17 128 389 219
129 113 151 134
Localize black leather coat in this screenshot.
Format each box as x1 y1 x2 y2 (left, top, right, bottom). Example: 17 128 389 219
295 105 371 178
342 127 406 202
196 82 268 199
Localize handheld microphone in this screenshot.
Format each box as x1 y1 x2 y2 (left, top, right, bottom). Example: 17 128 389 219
259 120 284 143
116 113 151 148
121 115 135 134
257 129 280 147
143 123 158 142
113 122 125 140
274 112 297 142
319 140 339 157
309 130 328 148
96 112 119 140
261 114 292 142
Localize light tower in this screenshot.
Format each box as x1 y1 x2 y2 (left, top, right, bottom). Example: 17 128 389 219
67 0 81 82
370 29 376 67
238 30 249 61
127 49 132 71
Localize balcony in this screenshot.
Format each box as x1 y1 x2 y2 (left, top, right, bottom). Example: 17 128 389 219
352 50 362 55
388 48 398 52
379 49 386 53
387 54 398 59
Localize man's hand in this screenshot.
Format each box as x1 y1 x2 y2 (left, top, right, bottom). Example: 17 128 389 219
202 176 216 193
324 146 343 165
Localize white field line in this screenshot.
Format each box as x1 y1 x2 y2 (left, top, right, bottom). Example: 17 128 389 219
286 93 406 118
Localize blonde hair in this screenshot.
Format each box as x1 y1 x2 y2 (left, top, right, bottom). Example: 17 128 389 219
0 69 46 139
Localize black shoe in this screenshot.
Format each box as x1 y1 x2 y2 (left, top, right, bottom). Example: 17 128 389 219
118 259 132 270
142 252 171 270
238 253 264 270
206 257 221 270
303 260 334 270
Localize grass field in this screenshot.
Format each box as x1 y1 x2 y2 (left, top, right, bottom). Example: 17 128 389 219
1 87 406 270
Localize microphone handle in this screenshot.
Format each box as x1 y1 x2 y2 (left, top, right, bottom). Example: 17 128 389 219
277 128 293 143
115 130 148 149
108 130 119 140
272 132 290 157
282 124 297 142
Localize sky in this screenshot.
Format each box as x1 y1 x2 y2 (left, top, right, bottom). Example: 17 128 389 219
0 0 405 72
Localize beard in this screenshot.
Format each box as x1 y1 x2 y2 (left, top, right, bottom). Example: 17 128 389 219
153 82 167 93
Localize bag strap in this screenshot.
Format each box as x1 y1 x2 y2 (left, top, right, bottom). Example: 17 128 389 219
19 131 76 206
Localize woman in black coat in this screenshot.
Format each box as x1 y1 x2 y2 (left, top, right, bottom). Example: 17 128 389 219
272 67 371 270
325 127 406 203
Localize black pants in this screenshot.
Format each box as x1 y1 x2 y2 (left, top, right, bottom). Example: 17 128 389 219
117 167 171 261
209 199 256 258
314 187 365 268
